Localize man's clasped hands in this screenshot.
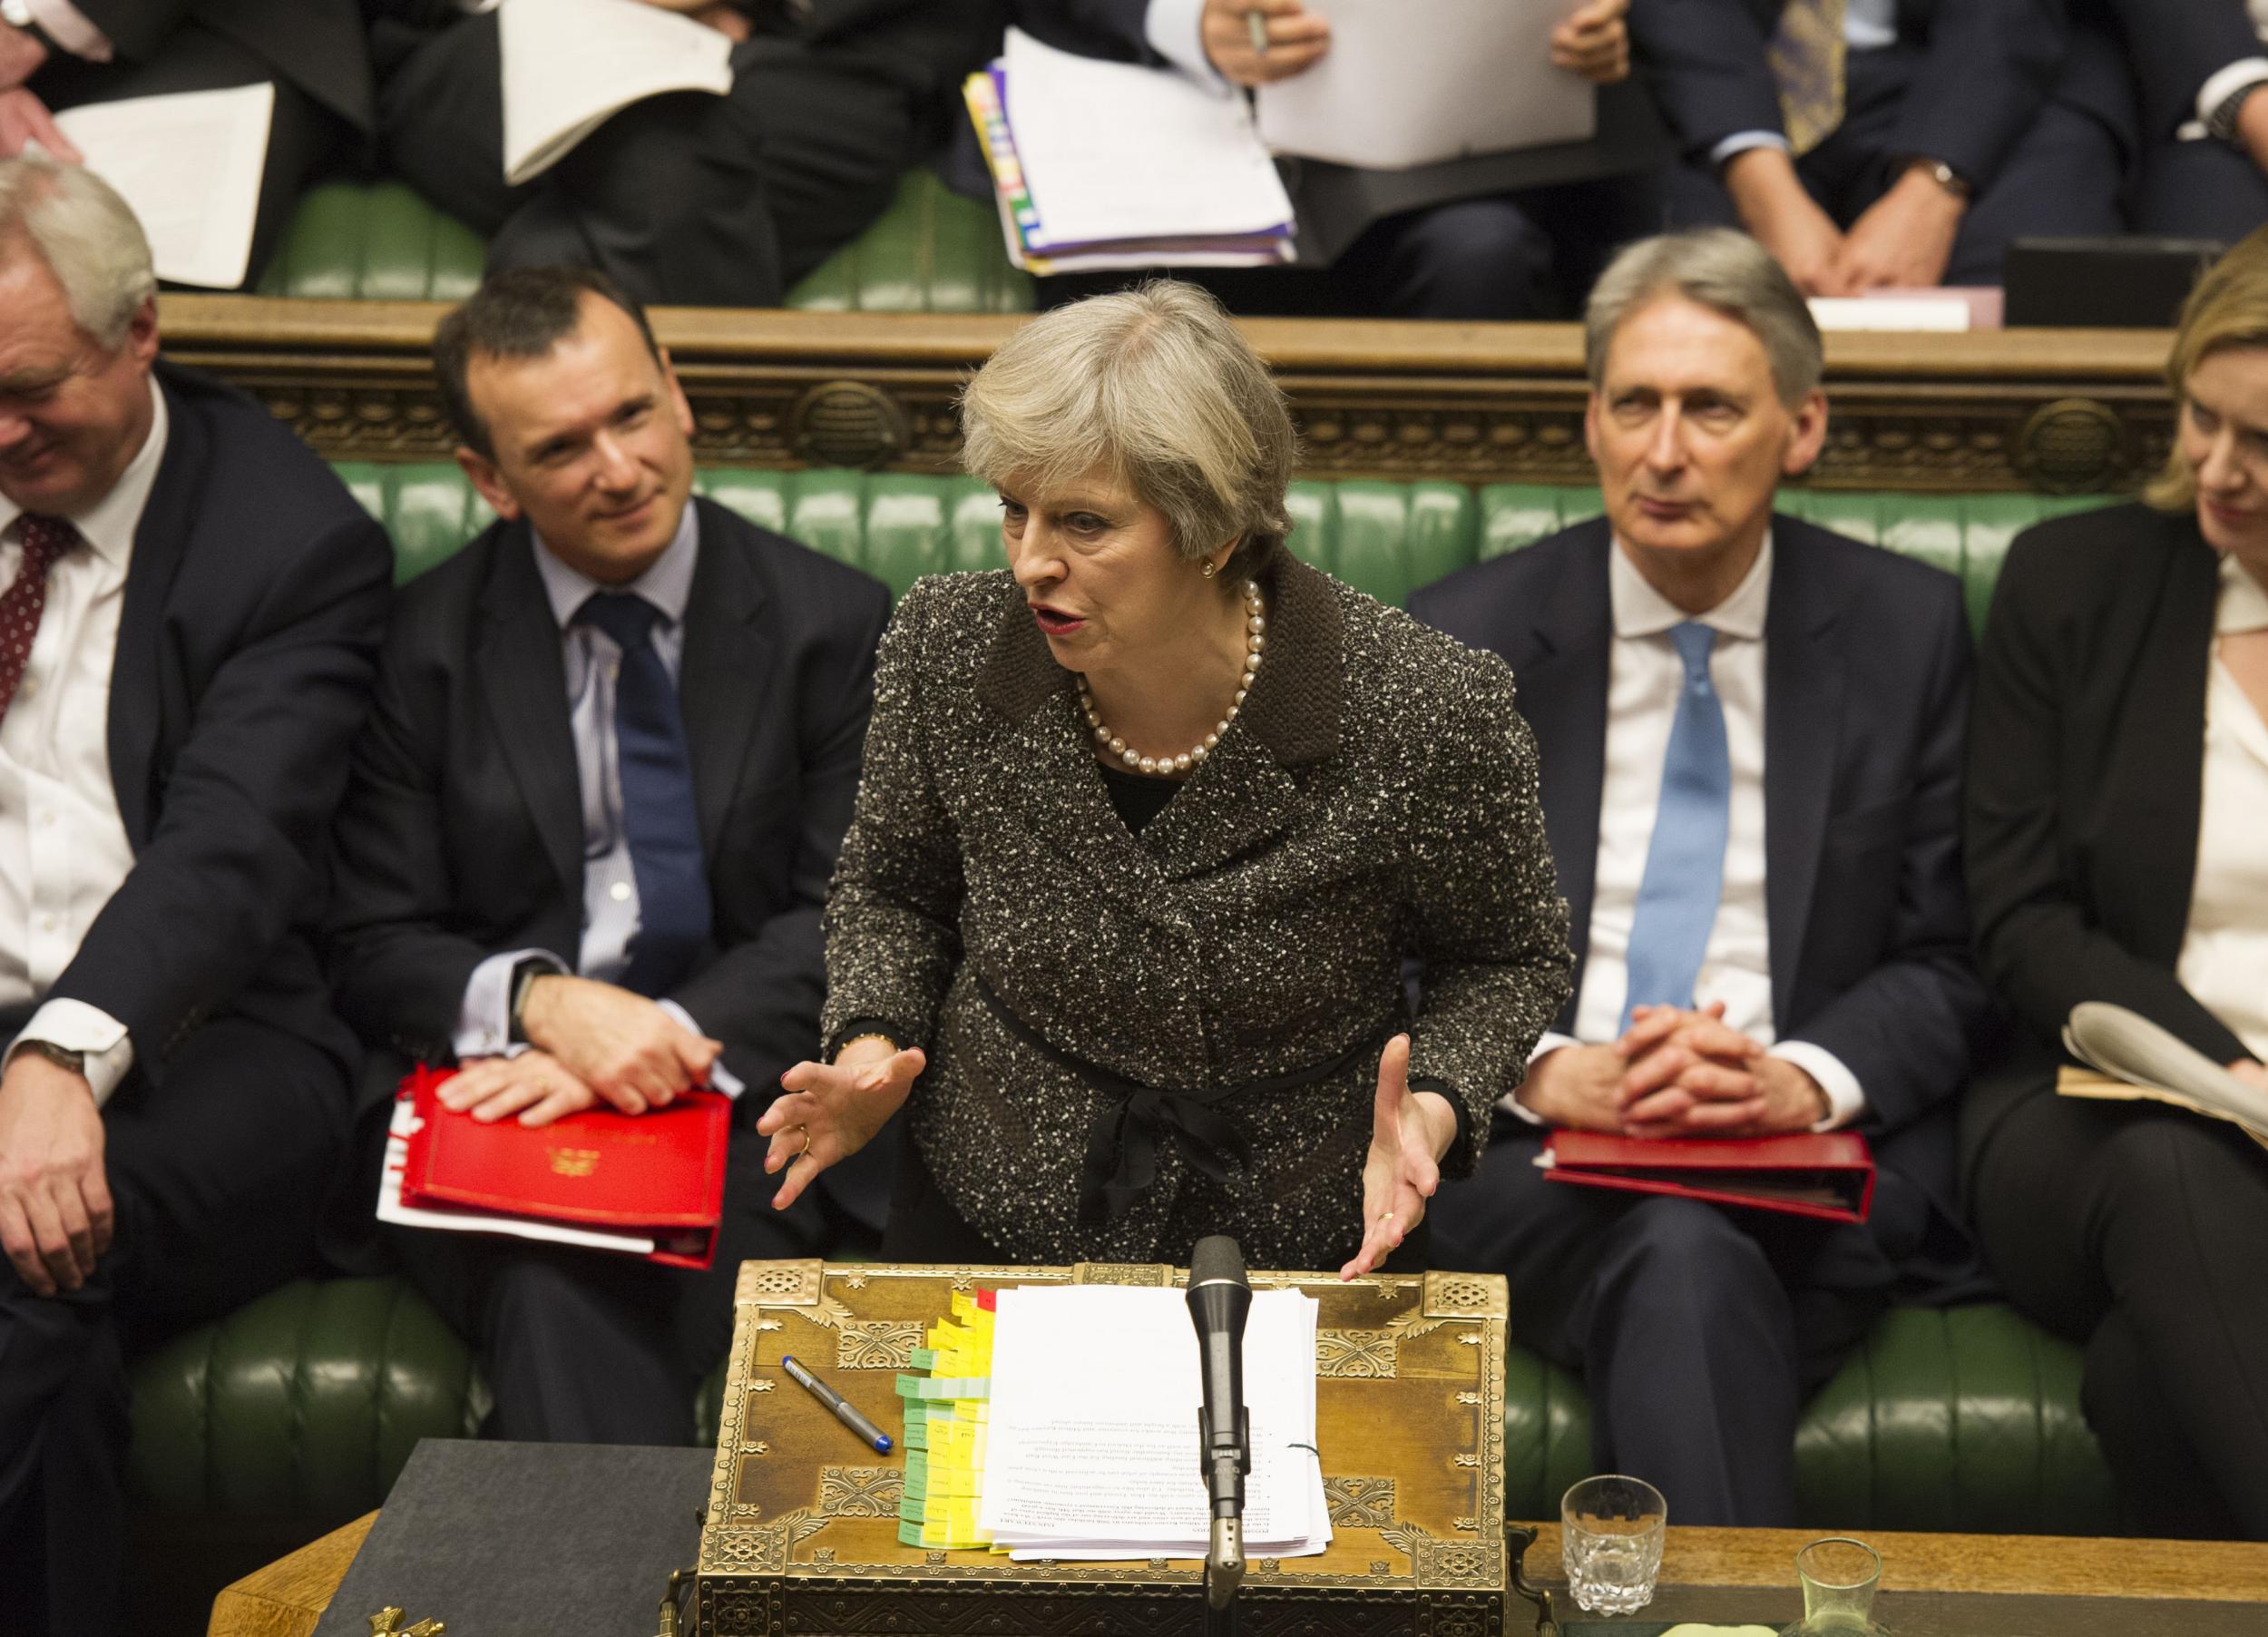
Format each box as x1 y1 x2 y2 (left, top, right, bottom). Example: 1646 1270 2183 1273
1517 1002 1833 1139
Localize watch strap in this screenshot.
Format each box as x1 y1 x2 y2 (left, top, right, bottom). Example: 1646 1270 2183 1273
2209 77 2268 146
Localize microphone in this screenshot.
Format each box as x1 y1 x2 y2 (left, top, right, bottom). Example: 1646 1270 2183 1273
1187 1234 1252 1612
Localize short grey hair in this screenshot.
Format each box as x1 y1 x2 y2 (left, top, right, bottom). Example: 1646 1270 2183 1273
0 155 157 348
1583 228 1824 408
960 281 1296 580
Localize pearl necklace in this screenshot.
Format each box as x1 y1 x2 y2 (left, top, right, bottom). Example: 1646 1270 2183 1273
1077 579 1266 777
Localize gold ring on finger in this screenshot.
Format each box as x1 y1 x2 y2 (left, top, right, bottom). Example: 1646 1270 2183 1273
792 1124 812 1158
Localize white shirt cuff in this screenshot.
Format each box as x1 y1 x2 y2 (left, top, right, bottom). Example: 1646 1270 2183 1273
1498 1030 1579 1122
453 948 567 1061
11 999 133 1106
1768 1039 1867 1131
1713 130 1790 168
656 999 745 1099
2196 58 2268 137
25 0 112 61
1145 0 1232 92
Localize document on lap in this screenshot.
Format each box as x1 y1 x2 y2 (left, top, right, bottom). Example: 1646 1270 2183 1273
1253 0 1597 171
374 1064 730 1268
498 0 734 185
1538 1130 1878 1224
44 83 272 288
977 1285 1331 1562
2060 1001 2268 1152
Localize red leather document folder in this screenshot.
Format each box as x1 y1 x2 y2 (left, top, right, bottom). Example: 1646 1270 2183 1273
1540 1131 1876 1223
396 1064 730 1268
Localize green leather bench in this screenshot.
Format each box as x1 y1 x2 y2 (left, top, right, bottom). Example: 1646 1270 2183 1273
126 471 2127 1627
259 170 1035 313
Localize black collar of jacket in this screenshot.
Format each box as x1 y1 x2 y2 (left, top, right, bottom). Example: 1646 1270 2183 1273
974 553 1343 767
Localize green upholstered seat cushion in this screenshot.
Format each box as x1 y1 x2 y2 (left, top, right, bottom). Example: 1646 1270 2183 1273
261 171 1033 313
335 461 2121 632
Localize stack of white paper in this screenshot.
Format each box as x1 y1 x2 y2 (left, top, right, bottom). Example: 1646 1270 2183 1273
967 30 1295 274
52 83 274 289
980 1285 1330 1562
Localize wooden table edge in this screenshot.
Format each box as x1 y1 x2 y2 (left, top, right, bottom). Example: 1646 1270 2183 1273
209 1512 376 1637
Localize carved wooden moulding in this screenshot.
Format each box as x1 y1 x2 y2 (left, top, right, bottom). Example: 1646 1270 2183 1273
157 297 2175 492
692 1260 1511 1637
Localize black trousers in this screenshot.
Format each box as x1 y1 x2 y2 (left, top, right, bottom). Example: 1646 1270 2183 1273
31 25 353 290
375 13 925 308
1431 1115 1895 1527
1666 44 2126 286
1039 169 1669 322
0 1017 348 1637
2129 137 2268 245
1971 1090 2268 1539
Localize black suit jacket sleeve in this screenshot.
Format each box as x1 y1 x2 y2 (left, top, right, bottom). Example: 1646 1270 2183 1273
666 586 887 1091
1005 0 1158 60
49 505 392 1070
1966 526 2252 1067
65 0 185 59
1632 0 2069 189
1782 567 1981 1136
2088 0 2263 141
325 608 505 1061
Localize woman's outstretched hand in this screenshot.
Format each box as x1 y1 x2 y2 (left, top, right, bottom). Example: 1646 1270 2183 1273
1340 1034 1457 1280
758 1042 925 1211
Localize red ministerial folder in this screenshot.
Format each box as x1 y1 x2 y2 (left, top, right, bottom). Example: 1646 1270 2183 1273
396 1064 731 1269
1540 1130 1876 1224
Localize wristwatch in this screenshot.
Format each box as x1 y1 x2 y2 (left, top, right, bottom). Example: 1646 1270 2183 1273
22 1040 85 1076
2209 77 2268 146
1907 157 1973 202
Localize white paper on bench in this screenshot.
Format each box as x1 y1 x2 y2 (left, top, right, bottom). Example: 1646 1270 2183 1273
499 0 732 185
51 83 273 289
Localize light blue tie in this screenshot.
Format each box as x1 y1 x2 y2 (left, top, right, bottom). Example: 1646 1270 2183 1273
1620 621 1731 1030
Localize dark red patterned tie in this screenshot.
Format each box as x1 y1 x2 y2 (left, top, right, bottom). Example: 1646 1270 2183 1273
0 515 78 722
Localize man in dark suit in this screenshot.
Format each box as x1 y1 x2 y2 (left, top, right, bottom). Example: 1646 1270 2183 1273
1633 0 2122 291
2067 0 2268 242
367 0 999 308
1415 227 1987 1526
326 264 890 1442
0 0 373 287
0 157 391 1636
1001 0 1668 319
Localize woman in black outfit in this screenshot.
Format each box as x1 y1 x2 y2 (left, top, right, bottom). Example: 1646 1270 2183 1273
1964 228 2268 1539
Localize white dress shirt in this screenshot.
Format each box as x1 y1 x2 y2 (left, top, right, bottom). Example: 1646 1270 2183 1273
1144 0 1230 91
1515 534 1866 1128
452 502 739 1095
0 377 166 1105
2174 553 2268 1063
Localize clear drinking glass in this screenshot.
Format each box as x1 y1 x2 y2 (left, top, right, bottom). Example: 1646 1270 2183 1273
1777 1536 1890 1636
1559 1475 1667 1615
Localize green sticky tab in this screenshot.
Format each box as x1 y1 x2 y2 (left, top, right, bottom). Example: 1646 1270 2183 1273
897 1521 926 1547
910 1348 936 1370
903 1415 928 1450
894 1374 929 1399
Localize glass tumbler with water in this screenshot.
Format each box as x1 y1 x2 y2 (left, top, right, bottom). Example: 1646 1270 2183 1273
1559 1475 1667 1615
1778 1536 1891 1636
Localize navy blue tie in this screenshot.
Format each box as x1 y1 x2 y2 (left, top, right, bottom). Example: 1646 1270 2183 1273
574 592 710 997
1620 621 1732 1031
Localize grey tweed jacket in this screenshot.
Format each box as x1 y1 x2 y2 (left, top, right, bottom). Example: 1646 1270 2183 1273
820 555 1572 1269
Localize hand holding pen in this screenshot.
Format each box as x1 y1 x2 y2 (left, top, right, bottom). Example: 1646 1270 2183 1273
1200 0 1329 86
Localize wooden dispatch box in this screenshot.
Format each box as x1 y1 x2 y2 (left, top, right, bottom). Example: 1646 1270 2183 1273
694 1259 1512 1637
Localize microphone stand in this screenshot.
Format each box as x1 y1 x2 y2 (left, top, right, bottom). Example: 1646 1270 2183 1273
1188 1237 1252 1637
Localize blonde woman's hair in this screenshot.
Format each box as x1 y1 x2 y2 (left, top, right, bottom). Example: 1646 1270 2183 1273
959 281 1296 581
2147 225 2268 513
0 154 155 348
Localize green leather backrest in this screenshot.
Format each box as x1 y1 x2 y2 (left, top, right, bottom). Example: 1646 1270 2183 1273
334 461 2122 632
261 171 1034 313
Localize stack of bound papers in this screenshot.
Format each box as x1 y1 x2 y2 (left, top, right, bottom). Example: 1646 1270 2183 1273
979 1285 1330 1562
964 30 1295 274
